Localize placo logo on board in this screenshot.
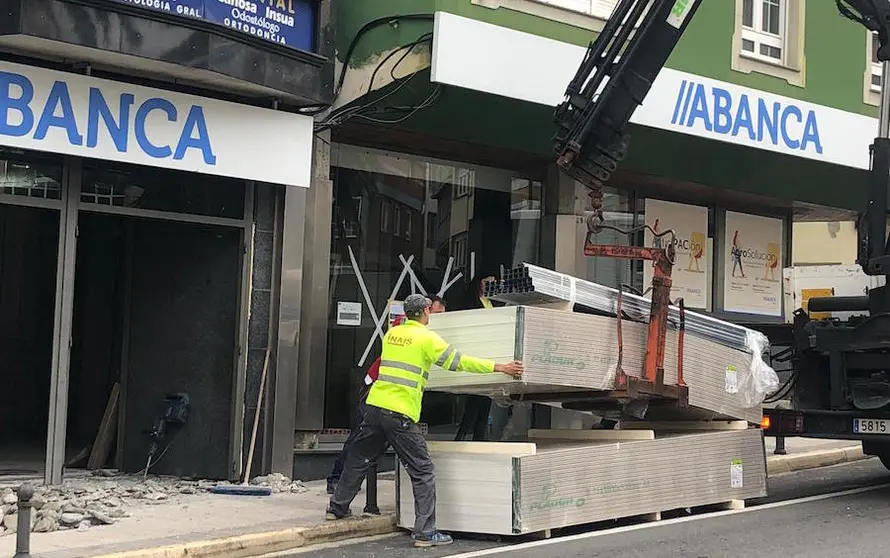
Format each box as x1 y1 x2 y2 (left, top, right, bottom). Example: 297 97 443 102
670 79 823 155
0 71 216 165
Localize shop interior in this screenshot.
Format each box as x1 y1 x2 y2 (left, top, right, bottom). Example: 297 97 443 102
1 156 245 482
325 145 543 436
0 202 59 477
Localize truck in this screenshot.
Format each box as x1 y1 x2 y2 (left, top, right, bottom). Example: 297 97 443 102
550 0 890 466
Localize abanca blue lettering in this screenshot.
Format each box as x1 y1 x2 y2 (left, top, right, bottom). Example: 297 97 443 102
0 70 216 165
670 79 823 155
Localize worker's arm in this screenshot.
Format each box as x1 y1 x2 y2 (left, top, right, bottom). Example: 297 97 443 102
425 331 495 374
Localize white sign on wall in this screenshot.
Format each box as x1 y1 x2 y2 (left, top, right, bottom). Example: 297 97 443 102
723 211 783 316
431 11 876 170
336 301 362 326
644 199 709 309
0 60 313 187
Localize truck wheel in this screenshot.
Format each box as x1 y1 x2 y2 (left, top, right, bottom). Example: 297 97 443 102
879 453 890 471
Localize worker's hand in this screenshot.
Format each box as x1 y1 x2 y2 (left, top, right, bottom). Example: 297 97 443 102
495 361 524 378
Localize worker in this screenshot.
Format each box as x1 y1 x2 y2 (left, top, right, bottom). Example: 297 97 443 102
326 295 447 495
326 294 523 548
455 274 506 441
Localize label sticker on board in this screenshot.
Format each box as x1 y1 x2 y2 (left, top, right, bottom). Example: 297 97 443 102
730 459 744 488
725 365 739 394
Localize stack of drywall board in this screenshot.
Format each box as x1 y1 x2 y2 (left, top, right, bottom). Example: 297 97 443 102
426 304 762 423
397 427 766 535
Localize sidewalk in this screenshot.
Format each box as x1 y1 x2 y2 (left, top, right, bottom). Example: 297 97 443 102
0 438 872 558
765 436 869 475
0 479 396 558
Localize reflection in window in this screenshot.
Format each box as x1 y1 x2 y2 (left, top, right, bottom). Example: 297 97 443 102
0 156 62 200
81 165 245 219
326 144 543 430
380 201 390 233
576 185 643 292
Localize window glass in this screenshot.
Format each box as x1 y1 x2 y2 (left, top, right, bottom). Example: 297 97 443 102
573 185 644 293
762 0 780 35
81 164 245 220
742 0 754 28
0 150 63 201
326 144 542 430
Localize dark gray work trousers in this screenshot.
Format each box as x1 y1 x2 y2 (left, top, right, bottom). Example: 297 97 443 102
329 405 437 536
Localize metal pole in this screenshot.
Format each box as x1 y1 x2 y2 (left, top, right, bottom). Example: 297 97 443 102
364 461 380 515
879 60 890 138
14 484 34 558
774 435 787 455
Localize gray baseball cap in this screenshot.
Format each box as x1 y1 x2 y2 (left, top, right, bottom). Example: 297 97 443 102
403 294 432 318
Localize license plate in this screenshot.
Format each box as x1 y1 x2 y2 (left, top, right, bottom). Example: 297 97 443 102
853 418 890 434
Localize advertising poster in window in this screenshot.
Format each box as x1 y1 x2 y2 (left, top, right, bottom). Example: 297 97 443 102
723 211 783 316
644 199 709 309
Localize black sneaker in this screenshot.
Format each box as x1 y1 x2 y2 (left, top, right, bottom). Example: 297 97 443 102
414 532 453 548
325 508 353 521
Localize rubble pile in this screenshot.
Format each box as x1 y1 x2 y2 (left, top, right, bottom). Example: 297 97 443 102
0 470 310 536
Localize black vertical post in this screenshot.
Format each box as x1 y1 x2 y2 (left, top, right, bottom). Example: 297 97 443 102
774 436 787 455
364 461 380 515
14 484 34 558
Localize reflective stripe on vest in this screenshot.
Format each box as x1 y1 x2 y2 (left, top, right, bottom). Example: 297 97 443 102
380 359 430 380
366 320 438 422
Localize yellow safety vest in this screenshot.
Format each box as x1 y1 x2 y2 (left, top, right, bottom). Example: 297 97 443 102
366 320 496 422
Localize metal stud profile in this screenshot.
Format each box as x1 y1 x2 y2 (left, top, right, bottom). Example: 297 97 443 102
485 263 768 355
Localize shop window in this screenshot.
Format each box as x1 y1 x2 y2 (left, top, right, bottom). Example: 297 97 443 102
0 153 62 201
81 165 245 220
732 0 805 87
326 143 543 430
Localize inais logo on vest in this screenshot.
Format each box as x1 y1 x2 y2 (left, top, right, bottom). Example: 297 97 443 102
670 79 823 155
0 71 216 165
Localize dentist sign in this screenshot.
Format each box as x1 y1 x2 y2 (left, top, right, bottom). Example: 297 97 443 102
0 60 313 187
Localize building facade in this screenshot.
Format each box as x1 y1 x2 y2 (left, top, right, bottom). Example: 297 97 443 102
5 0 881 486
284 0 885 474
0 0 332 484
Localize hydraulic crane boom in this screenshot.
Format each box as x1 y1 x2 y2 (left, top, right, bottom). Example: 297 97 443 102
553 0 702 207
552 0 703 402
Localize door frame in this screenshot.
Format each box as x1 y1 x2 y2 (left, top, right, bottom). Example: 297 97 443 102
42 158 252 484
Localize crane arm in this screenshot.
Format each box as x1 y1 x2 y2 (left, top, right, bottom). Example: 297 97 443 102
552 0 703 222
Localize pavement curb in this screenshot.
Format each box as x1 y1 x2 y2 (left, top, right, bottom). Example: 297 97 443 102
91 514 397 558
767 445 869 475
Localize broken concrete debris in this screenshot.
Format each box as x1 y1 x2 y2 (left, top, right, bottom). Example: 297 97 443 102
0 470 310 536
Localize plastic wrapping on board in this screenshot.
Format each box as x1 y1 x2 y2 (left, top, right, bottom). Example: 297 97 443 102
487 263 780 406
740 330 780 407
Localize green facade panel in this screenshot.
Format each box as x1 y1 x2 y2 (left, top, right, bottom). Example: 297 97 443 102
337 0 878 116
332 2 872 210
